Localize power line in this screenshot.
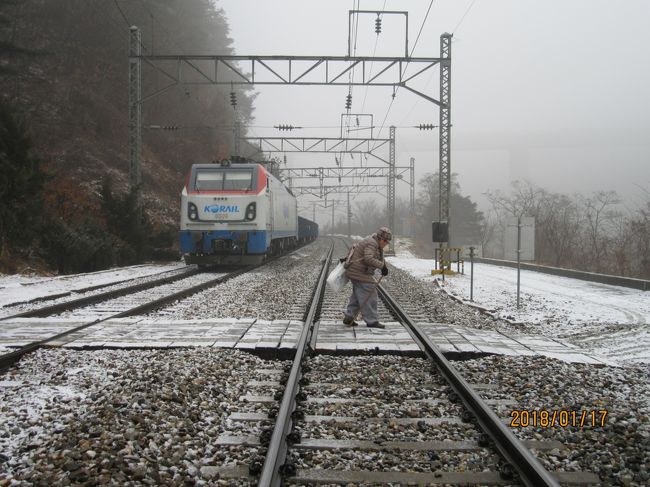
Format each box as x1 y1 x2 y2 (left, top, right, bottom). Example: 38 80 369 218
372 0 435 147
410 0 435 57
86 0 129 37
112 0 131 27
138 1 187 54
110 0 150 53
361 0 387 114
453 0 479 34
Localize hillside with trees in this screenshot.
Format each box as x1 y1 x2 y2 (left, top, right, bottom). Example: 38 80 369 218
0 0 253 273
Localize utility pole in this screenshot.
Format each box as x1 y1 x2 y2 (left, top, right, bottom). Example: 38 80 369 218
517 216 522 309
128 26 142 220
438 33 452 243
410 157 415 237
234 120 241 156
388 125 396 253
347 191 351 238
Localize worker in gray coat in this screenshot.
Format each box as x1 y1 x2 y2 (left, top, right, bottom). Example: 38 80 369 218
343 227 392 329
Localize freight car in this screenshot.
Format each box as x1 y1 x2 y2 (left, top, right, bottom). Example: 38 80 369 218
179 159 318 266
298 216 319 245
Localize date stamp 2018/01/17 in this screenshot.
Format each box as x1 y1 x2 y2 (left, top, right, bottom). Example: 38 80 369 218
509 409 608 428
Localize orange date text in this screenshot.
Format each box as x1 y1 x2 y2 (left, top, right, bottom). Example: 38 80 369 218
509 409 608 428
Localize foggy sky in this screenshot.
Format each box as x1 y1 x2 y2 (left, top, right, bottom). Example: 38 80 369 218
216 0 650 220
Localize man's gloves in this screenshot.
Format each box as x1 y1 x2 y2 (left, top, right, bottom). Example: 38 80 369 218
381 265 388 276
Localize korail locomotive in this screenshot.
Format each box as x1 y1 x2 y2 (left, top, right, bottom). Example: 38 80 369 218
179 158 318 266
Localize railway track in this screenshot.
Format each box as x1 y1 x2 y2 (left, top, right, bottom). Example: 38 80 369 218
0 265 256 371
0 239 626 485
210 240 601 486
0 266 198 320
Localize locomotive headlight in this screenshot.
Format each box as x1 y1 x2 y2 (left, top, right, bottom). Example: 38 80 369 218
245 202 256 220
188 202 199 221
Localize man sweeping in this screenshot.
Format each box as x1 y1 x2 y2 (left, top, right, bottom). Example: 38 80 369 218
342 227 392 329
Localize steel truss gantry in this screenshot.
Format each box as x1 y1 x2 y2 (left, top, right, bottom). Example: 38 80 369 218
132 55 442 102
242 128 397 235
280 165 411 181
284 161 415 237
128 29 452 241
240 136 392 164
293 184 386 198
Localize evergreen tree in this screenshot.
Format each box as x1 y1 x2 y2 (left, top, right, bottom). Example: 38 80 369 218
0 102 48 254
100 176 150 262
415 172 484 247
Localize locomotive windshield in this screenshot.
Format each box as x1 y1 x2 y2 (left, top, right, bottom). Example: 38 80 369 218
194 169 253 191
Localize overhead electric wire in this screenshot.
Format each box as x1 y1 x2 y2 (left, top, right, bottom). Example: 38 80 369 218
87 0 129 37
400 0 480 124
109 0 151 53
112 0 131 27
360 0 388 114
409 0 435 58
453 0 479 34
370 0 436 152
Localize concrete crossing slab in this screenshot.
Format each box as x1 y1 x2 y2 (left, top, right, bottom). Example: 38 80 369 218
0 316 612 365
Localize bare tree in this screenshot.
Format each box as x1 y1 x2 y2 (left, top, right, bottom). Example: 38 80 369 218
536 192 581 267
579 191 621 273
629 200 650 278
353 198 384 237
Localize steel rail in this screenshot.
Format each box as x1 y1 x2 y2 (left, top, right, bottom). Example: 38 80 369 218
0 265 256 372
377 283 561 487
0 267 201 321
2 267 189 308
257 242 334 487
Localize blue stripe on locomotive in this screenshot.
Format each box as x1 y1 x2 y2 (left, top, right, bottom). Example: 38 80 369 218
179 229 298 255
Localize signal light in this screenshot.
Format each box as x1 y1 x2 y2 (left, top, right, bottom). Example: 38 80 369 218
345 93 352 110
375 15 382 34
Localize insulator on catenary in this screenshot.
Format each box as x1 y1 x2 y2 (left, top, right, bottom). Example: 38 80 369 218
418 124 437 130
345 93 352 110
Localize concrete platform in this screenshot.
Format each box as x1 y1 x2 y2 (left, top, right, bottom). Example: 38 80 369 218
0 317 613 365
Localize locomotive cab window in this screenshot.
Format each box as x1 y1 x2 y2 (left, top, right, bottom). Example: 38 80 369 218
194 169 253 191
223 171 253 190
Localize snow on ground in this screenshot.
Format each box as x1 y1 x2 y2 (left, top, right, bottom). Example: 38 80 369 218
1 238 648 365
388 237 650 365
0 261 185 307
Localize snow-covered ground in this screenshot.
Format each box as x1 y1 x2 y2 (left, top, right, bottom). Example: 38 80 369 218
0 261 185 307
1 239 648 365
388 237 650 365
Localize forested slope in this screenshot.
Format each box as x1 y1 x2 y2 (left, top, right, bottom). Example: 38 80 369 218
0 0 253 273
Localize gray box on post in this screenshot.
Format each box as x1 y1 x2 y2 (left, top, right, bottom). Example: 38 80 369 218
432 221 448 243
